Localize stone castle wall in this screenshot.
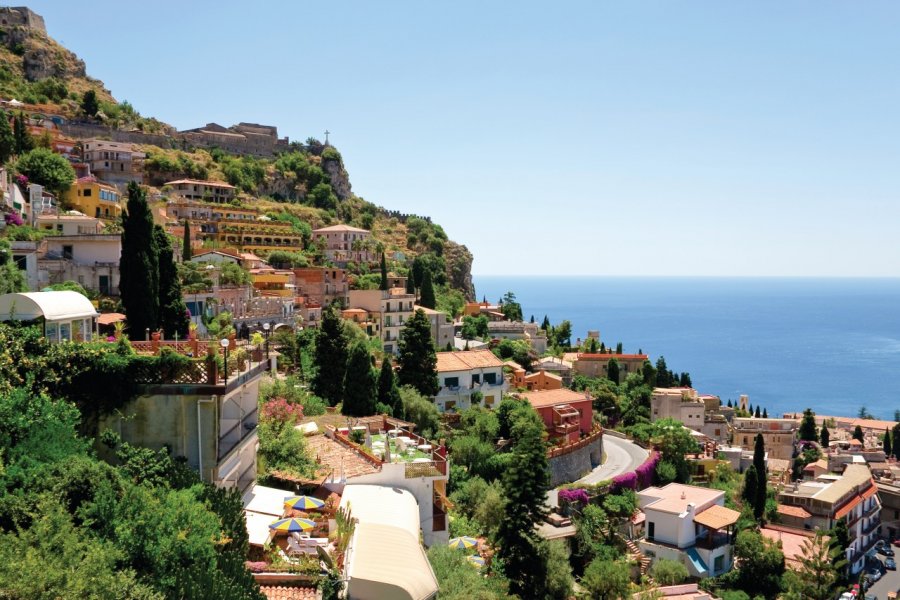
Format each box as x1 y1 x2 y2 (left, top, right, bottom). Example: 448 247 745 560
0 7 45 33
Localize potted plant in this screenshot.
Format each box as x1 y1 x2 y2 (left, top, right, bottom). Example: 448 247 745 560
250 332 264 361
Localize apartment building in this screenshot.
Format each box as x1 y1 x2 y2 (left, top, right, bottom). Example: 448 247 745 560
414 305 455 349
433 349 507 412
39 232 121 295
517 388 593 444
311 224 375 265
165 179 236 204
293 266 348 306
81 139 145 187
346 288 415 355
62 177 122 221
486 320 548 353
777 464 880 575
651 387 706 430
574 352 650 382
732 417 798 461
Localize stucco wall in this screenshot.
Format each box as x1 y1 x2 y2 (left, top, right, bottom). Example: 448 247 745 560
548 435 603 487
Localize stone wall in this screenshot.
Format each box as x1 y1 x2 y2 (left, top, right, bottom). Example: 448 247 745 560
59 122 174 147
0 7 45 33
548 434 603 487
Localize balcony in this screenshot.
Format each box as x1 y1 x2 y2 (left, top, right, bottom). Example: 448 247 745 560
694 531 732 550
219 406 258 460
554 422 579 435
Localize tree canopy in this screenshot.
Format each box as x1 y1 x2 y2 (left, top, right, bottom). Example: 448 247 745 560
312 306 349 406
15 147 75 197
120 182 159 337
342 340 376 417
397 309 438 396
799 408 818 441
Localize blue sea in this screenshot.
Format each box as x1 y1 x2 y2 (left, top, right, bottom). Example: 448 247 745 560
474 276 900 421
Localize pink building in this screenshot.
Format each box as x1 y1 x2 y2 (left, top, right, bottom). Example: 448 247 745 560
516 388 593 444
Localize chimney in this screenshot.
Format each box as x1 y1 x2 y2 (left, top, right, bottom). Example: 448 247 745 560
681 491 686 500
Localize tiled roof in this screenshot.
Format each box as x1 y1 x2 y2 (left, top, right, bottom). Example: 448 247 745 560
165 178 235 188
306 434 379 478
516 388 590 409
777 504 812 519
259 585 318 600
693 504 740 530
436 349 504 372
312 224 370 233
577 353 649 360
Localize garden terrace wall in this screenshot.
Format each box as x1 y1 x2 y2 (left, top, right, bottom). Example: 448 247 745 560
547 427 604 487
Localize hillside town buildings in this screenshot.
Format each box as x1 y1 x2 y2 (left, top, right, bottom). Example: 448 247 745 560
433 349 507 411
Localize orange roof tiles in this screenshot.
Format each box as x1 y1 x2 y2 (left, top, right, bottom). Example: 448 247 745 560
306 435 380 479
518 388 590 409
834 495 862 520
694 504 740 530
777 504 812 519
436 349 504 372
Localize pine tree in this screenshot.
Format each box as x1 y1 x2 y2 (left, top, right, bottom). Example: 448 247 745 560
342 341 376 417
182 220 192 261
853 425 864 443
884 428 892 457
379 252 388 291
155 225 189 338
419 269 436 309
312 306 349 406
606 358 620 384
12 112 32 155
0 110 14 165
81 89 99 117
829 519 850 582
377 357 401 417
799 408 818 441
788 531 842 600
820 424 830 448
120 182 159 337
397 309 438 396
496 405 550 597
655 357 670 387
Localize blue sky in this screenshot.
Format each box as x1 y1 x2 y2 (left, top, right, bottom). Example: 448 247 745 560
26 1 900 276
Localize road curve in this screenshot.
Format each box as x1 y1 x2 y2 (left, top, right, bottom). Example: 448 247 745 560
577 434 648 485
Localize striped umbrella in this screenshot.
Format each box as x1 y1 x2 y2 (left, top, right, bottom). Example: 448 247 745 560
448 536 478 550
268 517 316 533
466 555 485 568
284 496 326 511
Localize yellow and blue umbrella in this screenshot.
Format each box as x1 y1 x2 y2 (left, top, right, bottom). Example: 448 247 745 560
268 517 316 532
284 496 326 511
466 555 485 568
448 536 478 550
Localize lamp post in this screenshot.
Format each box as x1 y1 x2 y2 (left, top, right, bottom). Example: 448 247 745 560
219 337 229 385
262 322 270 360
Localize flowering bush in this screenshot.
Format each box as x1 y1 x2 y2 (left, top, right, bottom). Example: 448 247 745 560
610 471 638 493
558 488 589 506
635 451 660 489
15 174 27 187
245 561 267 573
261 397 304 424
4 212 23 226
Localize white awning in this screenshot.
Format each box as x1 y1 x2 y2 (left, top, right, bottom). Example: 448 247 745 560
345 522 438 600
0 291 98 322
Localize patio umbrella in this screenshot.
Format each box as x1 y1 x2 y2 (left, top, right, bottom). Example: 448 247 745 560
466 555 485 568
448 536 478 550
284 496 326 511
268 517 316 533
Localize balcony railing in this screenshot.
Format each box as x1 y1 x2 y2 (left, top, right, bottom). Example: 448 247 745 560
694 531 732 550
219 406 258 460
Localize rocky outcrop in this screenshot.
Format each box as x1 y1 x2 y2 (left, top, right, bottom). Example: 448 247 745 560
1 25 86 82
322 156 352 201
444 240 475 301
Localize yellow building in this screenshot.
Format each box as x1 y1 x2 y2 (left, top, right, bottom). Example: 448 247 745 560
63 177 122 221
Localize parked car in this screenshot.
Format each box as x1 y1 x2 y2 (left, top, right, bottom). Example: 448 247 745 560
881 545 896 557
869 569 884 582
886 557 897 570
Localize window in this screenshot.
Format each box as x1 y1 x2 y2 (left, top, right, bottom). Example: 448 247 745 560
83 188 92 197
62 245 73 260
648 522 655 540
13 255 27 271
444 377 459 388
714 555 724 572
484 372 497 385
472 374 481 384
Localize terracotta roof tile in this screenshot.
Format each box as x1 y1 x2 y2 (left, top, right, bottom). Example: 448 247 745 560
436 349 504 372
777 504 812 519
516 388 590 409
306 434 379 478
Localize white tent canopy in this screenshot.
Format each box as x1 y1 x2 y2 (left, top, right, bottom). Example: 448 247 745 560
0 291 99 342
345 522 439 600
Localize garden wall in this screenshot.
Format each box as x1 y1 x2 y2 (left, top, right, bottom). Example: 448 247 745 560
548 434 603 487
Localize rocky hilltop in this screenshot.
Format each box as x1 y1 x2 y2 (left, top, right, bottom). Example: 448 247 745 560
0 6 475 300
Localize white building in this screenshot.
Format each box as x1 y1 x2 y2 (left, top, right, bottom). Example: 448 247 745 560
415 305 455 349
312 224 375 265
651 387 706 430
638 483 740 579
0 291 99 342
39 233 121 295
434 349 507 412
486 320 548 353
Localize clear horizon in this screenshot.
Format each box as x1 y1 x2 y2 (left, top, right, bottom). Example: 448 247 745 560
25 1 900 277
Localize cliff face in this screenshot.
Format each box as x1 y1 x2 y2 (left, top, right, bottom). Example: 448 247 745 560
444 240 475 301
322 156 352 201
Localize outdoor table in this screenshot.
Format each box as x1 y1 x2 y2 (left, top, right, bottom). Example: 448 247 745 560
388 429 403 436
413 458 432 463
418 444 432 452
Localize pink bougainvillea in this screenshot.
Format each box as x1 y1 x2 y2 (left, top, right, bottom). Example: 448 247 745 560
261 397 304 423
559 488 590 506
611 471 638 493
4 212 23 226
635 451 660 489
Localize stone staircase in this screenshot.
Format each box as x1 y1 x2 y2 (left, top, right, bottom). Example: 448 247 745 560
625 539 655 585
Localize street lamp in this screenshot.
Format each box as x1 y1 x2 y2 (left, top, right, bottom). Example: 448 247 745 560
262 322 271 360
219 338 229 385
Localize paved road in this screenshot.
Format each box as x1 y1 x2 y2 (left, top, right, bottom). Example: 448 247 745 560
578 434 649 485
865 550 900 599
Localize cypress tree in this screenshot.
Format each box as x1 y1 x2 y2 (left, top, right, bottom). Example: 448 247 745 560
742 465 758 506
754 406 761 418
656 357 670 387
893 423 900 459
0 110 14 165
419 269 436 309
753 434 767 520
342 341 376 417
182 220 192 261
820 424 830 448
884 428 892 457
397 309 438 396
615 342 623 354
529 315 535 323
606 358 620 384
379 252 388 291
853 425 864 443
748 403 754 417
727 399 733 408
12 112 32 155
496 405 550 597
377 357 401 417
541 315 550 331
119 182 159 338
312 306 349 406
762 407 768 419
405 272 415 295
155 225 189 338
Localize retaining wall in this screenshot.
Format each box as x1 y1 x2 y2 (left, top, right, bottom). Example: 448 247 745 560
548 434 603 487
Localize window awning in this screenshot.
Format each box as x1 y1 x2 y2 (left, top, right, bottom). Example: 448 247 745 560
694 504 740 530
